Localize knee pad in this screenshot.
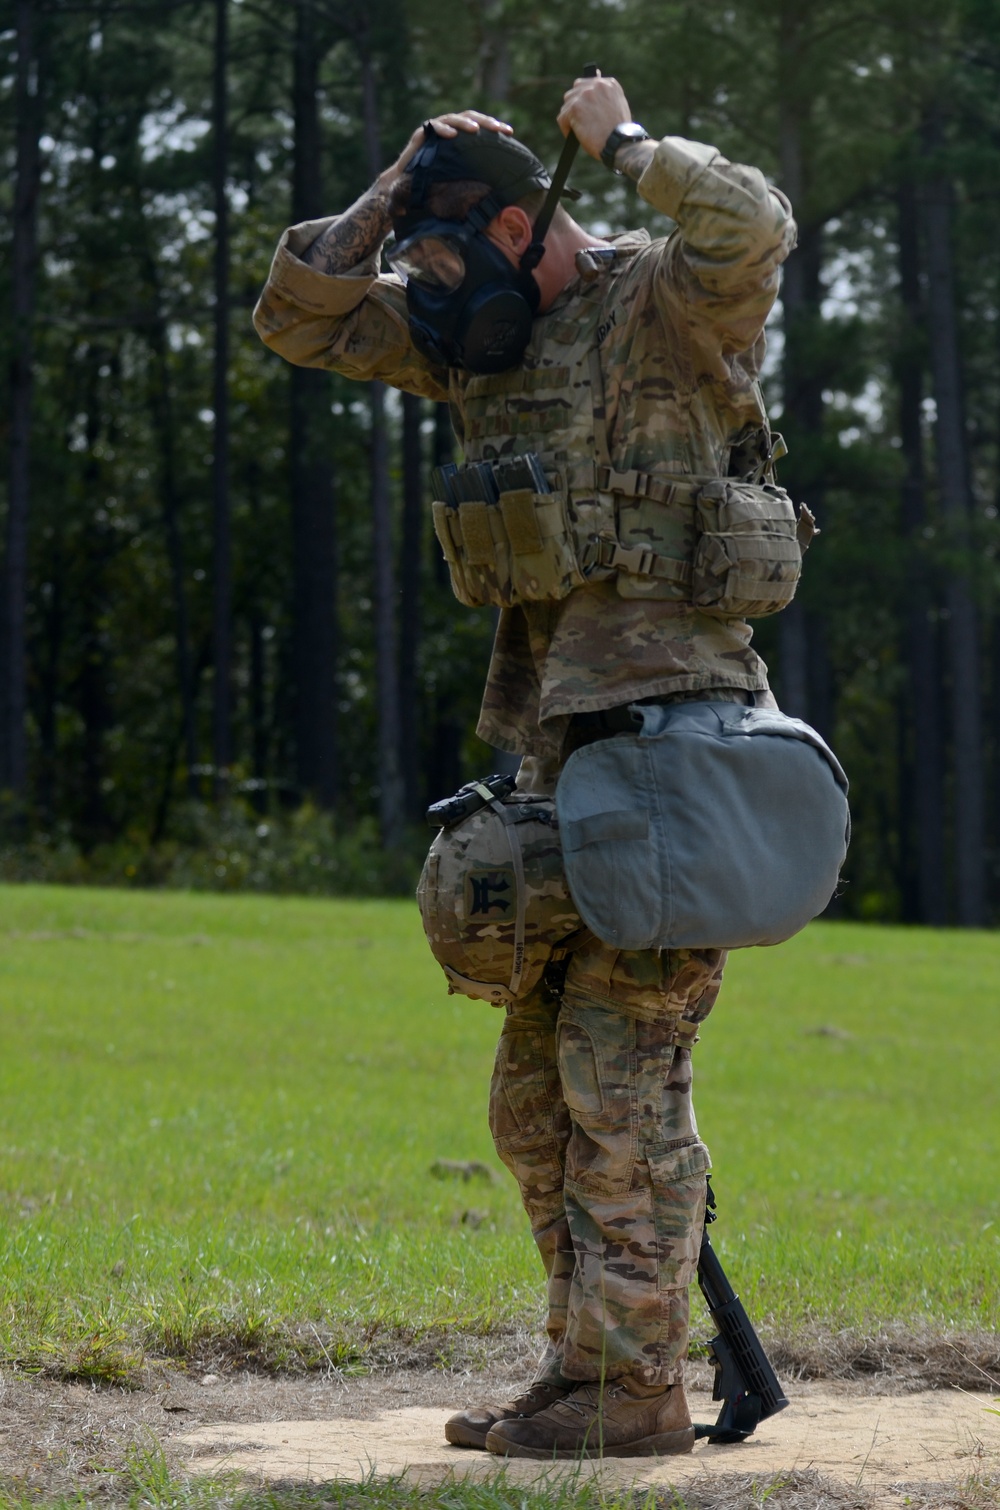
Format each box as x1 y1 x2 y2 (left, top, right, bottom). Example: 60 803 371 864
418 779 585 1007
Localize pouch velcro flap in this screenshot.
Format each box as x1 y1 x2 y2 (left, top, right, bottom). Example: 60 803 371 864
458 501 496 566
499 489 545 555
556 701 850 951
432 501 460 563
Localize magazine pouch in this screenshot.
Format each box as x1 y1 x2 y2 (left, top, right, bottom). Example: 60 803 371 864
430 484 584 608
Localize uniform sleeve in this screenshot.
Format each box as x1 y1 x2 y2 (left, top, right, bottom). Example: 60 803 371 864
636 137 796 362
251 215 452 402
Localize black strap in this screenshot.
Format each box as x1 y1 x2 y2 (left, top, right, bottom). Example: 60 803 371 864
521 63 599 273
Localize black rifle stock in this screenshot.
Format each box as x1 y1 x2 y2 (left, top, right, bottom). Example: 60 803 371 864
694 1178 789 1443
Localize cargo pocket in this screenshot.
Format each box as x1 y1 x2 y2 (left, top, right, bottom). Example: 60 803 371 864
489 1028 553 1153
499 486 584 603
557 1003 635 1132
647 1137 711 1291
555 1017 603 1122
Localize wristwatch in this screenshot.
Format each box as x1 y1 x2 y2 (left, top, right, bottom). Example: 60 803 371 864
600 122 651 173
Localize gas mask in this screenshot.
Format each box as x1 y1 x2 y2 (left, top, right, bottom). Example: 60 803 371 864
387 197 540 374
386 125 566 375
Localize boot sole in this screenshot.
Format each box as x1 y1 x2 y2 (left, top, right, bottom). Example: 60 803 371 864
485 1425 695 1459
444 1422 490 1450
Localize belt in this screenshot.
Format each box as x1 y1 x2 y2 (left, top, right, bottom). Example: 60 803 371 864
568 690 754 750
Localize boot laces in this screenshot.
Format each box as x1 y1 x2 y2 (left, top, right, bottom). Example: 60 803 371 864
512 1380 562 1412
563 1381 624 1417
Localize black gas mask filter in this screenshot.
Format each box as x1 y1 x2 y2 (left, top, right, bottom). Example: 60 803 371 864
386 70 595 375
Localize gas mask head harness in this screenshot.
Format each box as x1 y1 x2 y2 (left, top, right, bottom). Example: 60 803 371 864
386 124 579 375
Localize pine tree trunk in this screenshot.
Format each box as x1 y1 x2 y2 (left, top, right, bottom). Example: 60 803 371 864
290 0 338 808
776 42 825 725
247 458 268 812
78 360 115 850
896 179 946 923
921 124 986 926
155 331 200 803
360 47 404 848
399 392 423 819
992 325 1000 900
4 0 43 804
36 554 62 823
776 230 830 723
143 247 199 801
211 0 232 799
475 0 511 103
249 609 267 813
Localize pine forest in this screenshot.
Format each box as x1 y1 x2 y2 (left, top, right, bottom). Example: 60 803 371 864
2 0 1000 925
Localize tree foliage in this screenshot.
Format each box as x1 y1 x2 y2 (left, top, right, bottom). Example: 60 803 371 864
2 0 999 921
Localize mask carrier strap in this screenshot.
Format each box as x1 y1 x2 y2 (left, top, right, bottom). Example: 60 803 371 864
521 62 599 275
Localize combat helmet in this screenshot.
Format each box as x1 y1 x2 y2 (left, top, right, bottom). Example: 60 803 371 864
418 778 585 1006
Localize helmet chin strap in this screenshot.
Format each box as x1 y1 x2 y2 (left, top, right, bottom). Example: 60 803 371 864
520 61 599 275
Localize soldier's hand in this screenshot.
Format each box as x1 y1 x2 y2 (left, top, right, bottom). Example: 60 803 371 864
387 111 514 184
557 73 632 160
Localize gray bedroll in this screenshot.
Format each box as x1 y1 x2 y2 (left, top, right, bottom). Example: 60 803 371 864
556 702 850 951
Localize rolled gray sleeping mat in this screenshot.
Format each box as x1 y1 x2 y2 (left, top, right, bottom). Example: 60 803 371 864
556 701 850 951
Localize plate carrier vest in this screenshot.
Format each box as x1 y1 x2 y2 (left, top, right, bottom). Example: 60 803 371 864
431 251 815 618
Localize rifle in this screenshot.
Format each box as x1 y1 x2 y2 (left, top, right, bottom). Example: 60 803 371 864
694 1177 790 1443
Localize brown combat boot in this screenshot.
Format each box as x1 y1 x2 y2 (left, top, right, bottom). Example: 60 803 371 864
484 1376 694 1459
444 1379 574 1450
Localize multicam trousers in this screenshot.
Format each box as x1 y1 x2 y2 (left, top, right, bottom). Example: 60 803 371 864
487 686 765 1386
487 747 727 1388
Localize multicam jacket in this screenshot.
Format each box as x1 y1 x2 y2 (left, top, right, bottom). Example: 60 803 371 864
253 135 796 759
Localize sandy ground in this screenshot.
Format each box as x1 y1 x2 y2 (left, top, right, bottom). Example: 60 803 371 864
174 1378 999 1507
1 1357 998 1508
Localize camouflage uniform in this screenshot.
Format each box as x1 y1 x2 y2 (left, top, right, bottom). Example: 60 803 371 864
254 134 794 1388
494 929 725 1386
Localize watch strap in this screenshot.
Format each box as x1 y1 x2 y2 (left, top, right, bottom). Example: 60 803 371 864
600 123 650 173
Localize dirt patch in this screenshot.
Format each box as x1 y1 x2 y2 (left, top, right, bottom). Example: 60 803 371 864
173 1383 999 1508
1 1349 998 1509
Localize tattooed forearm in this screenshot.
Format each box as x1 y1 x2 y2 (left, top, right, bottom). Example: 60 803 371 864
304 180 395 275
614 138 656 183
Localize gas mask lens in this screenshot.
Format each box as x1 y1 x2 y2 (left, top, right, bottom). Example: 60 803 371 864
387 232 466 293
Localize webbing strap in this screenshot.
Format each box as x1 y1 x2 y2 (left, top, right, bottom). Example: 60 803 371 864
701 531 800 545
594 537 693 584
442 964 513 1009
586 355 702 507
672 1019 701 1050
472 782 527 1000
587 349 613 468
596 465 698 506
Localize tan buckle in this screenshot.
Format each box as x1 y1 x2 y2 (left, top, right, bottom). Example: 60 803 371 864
597 466 643 497
612 542 655 575
594 535 657 575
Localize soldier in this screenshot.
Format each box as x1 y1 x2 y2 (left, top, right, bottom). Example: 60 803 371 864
253 73 796 1459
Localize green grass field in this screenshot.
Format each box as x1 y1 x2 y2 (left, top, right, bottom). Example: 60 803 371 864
1 883 998 1379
